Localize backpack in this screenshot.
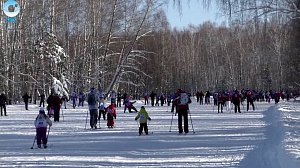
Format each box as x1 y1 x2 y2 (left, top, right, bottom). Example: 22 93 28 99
179 93 189 105
88 93 97 105
35 115 47 128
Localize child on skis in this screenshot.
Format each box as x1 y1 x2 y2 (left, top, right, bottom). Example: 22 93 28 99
98 102 106 120
106 104 116 128
135 106 151 136
34 107 52 148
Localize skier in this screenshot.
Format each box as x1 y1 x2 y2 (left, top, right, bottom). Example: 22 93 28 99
47 93 62 122
98 102 106 120
246 89 255 111
78 91 84 107
39 93 45 107
232 90 241 113
61 95 68 109
34 107 52 148
116 92 122 107
124 99 138 113
171 89 191 134
87 88 99 129
106 104 116 128
199 91 204 105
135 106 151 136
149 91 156 106
0 92 7 116
217 92 224 113
71 91 77 109
22 92 31 110
110 90 116 105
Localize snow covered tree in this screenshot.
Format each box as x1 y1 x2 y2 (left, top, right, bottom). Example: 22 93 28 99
35 32 69 97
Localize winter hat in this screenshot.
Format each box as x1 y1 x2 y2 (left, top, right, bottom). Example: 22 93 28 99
39 107 45 114
141 106 145 109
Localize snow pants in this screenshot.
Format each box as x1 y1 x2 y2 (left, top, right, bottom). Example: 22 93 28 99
178 110 189 134
139 123 148 135
53 107 60 122
247 99 255 111
90 109 98 128
36 127 47 146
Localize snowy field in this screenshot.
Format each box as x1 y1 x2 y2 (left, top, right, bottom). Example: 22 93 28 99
0 98 299 168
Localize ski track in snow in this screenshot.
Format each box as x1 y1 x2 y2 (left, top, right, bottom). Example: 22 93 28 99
0 99 299 167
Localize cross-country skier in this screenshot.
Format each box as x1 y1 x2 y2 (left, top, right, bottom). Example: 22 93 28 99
171 89 191 134
34 107 52 148
87 88 99 129
135 106 151 136
106 104 116 128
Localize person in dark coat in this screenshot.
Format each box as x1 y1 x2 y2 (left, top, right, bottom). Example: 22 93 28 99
232 90 241 113
22 93 31 110
47 93 62 122
171 89 191 134
39 93 45 107
0 93 7 116
246 90 255 111
149 91 156 107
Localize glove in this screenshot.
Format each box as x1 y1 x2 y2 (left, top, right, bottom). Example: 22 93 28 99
135 118 137 121
148 118 151 121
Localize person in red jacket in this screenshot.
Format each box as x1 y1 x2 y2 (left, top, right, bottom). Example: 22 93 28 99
107 104 117 128
171 89 192 134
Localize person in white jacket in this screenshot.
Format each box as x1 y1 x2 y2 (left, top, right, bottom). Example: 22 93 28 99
34 107 52 148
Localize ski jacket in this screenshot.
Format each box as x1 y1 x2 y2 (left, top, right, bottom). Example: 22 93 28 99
0 93 7 105
34 114 52 128
135 108 151 124
171 92 191 112
88 90 99 110
106 105 116 118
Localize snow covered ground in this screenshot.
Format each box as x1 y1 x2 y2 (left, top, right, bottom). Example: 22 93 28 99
0 98 299 167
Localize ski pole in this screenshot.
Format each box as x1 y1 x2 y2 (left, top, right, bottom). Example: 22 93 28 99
30 136 36 149
188 110 195 134
61 107 64 122
84 110 89 130
46 126 51 145
169 112 174 132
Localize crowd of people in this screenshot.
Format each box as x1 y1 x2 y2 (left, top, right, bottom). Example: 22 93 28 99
0 87 298 148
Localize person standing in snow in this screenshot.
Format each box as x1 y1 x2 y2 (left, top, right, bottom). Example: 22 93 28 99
246 89 255 111
39 93 45 107
78 91 84 107
106 104 116 128
47 93 62 122
135 106 151 136
171 89 191 134
0 92 7 116
71 91 77 109
98 102 106 120
22 92 31 110
117 92 122 107
110 90 116 105
34 107 52 148
232 90 241 113
87 88 99 129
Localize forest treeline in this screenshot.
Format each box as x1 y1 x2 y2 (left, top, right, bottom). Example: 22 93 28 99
0 0 299 102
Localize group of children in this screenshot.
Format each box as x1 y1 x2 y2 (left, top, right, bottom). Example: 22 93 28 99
33 102 151 148
97 102 151 135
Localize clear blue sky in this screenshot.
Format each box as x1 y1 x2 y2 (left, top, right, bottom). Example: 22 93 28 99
164 0 226 29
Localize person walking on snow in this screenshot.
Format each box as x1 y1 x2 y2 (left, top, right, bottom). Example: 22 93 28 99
135 106 151 136
171 89 191 134
34 107 52 148
87 88 99 129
